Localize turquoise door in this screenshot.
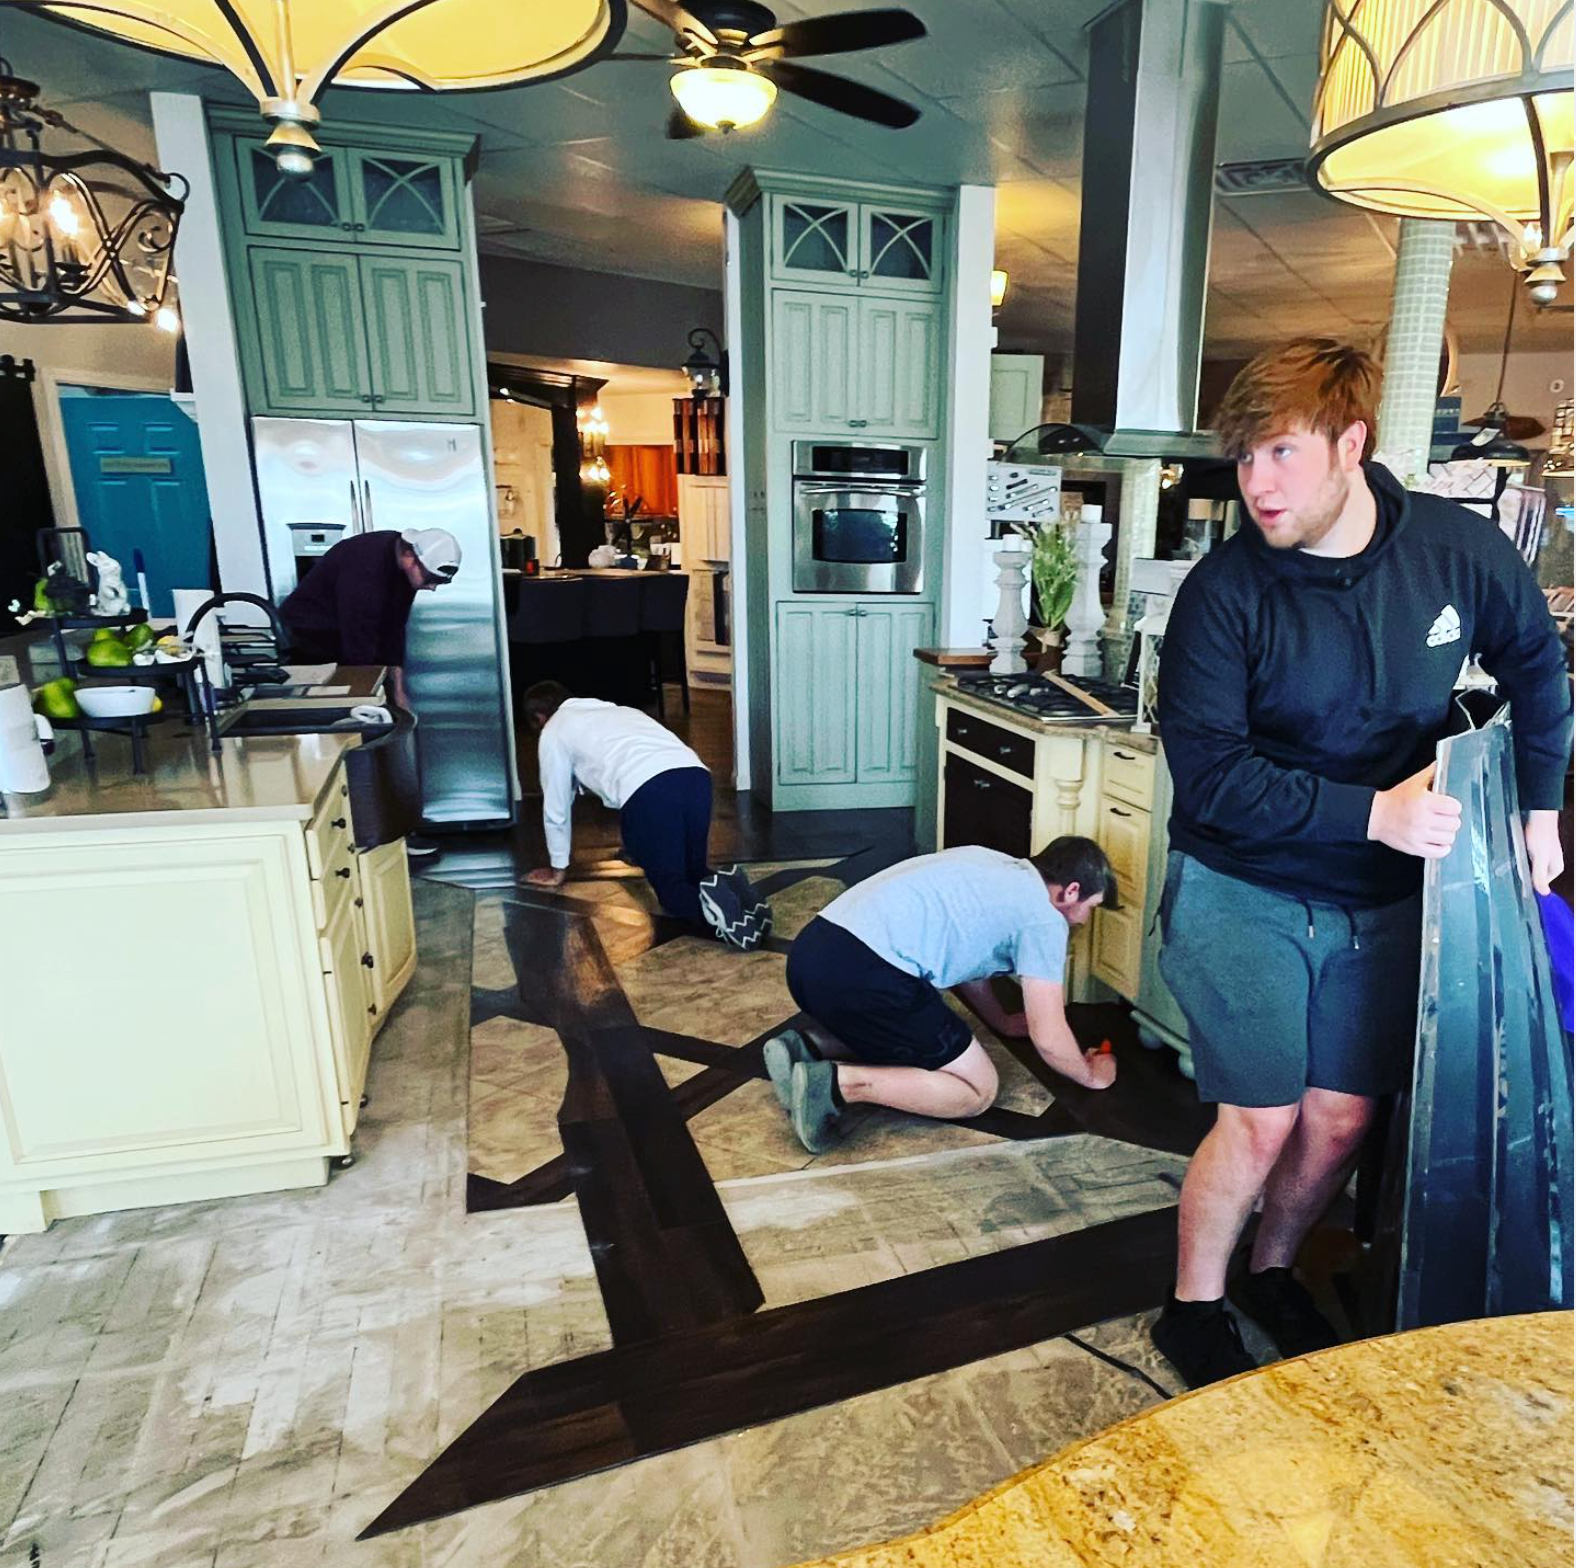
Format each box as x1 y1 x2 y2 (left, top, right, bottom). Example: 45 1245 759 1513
58 394 210 618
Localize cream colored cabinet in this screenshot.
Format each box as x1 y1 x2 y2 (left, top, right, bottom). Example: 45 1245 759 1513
1090 736 1155 1000
0 757 418 1233
358 838 416 1022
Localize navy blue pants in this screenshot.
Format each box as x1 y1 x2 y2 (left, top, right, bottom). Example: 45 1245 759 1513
620 766 713 927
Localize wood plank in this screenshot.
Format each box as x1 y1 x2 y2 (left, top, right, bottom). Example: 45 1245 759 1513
360 1205 1178 1537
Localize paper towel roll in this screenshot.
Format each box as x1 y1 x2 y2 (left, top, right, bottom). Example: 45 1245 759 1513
0 682 50 793
173 588 225 690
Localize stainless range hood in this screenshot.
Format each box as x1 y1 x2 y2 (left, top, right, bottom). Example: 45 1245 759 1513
1067 0 1227 460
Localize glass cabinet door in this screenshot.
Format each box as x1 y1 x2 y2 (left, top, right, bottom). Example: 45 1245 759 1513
352 153 461 249
771 197 857 285
860 207 943 294
235 142 353 241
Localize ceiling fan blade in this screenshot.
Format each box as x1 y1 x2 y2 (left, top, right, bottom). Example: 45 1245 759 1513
749 8 925 59
765 60 920 128
667 106 707 140
608 52 683 60
630 0 719 51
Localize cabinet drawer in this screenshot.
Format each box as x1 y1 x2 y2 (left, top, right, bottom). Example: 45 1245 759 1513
942 754 1032 858
1099 796 1150 905
945 707 1035 780
306 773 353 878
310 833 359 929
1103 742 1155 808
1092 903 1142 999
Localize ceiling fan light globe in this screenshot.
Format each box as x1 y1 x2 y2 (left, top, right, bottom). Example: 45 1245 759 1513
670 62 776 130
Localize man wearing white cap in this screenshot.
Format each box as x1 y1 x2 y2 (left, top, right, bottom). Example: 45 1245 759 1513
279 526 461 713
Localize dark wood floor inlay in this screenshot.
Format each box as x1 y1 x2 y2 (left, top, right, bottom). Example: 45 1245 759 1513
360 1203 1179 1537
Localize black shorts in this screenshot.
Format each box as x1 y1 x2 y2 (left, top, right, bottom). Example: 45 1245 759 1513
786 917 974 1070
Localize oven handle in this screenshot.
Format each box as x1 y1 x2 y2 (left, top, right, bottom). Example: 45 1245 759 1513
792 481 925 496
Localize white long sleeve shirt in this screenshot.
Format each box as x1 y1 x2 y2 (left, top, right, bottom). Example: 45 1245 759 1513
537 699 707 869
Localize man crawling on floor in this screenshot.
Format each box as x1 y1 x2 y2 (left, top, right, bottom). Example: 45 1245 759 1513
764 837 1119 1152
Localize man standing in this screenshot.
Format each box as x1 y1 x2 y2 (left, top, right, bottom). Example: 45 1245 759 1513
521 682 771 950
279 527 460 714
1151 338 1571 1388
765 838 1118 1153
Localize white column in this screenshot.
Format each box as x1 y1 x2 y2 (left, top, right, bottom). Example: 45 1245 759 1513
940 183 997 646
722 207 750 791
1376 219 1455 486
150 92 268 597
988 545 1029 675
1063 509 1112 678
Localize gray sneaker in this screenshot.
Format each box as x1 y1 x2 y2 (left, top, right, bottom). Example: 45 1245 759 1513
763 1028 816 1110
789 1059 844 1154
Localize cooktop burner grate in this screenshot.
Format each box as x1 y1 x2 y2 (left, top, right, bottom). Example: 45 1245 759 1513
953 672 1140 723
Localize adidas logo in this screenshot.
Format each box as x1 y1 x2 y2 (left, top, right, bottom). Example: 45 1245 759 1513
1426 604 1461 648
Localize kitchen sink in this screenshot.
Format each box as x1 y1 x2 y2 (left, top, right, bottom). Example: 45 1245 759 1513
220 706 378 737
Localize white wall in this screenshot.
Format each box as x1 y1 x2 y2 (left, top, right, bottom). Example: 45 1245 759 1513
601 390 682 444
1455 350 1572 446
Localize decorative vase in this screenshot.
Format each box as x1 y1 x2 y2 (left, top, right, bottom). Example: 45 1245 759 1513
1029 625 1064 673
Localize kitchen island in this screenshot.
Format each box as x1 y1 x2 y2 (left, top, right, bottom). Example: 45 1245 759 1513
0 724 416 1232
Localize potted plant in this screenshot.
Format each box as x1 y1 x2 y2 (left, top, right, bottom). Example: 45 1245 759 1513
1014 519 1078 670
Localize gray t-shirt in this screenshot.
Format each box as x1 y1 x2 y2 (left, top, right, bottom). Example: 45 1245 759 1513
819 846 1070 989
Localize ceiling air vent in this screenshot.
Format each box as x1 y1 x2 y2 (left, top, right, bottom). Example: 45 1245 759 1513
1214 158 1310 196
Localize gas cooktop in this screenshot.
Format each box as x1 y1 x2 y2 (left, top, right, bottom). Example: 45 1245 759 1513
953 672 1139 723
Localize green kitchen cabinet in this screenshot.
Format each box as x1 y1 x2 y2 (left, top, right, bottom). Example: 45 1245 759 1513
773 602 859 786
772 291 856 433
362 255 474 417
772 289 940 438
245 247 374 415
769 193 943 296
352 153 461 249
234 142 355 243
854 603 935 784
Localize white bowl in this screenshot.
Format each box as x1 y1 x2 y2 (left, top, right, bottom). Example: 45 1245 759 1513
76 685 157 718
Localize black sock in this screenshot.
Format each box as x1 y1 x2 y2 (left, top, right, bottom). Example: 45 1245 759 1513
1167 1292 1225 1315
828 1071 845 1110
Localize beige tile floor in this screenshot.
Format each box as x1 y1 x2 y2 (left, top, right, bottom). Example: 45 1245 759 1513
0 881 1192 1568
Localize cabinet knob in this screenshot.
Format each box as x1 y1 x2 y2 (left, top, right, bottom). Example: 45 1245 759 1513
341 221 354 231
361 952 376 968
997 744 1013 756
354 897 364 908
1109 806 1132 817
359 394 374 403
367 1004 378 1016
335 866 351 879
331 816 347 829
1112 750 1136 761
972 778 990 791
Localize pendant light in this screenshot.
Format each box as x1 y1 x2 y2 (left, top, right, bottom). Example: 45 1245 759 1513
1309 0 1573 304
0 53 185 321
31 1 623 173
1451 273 1538 466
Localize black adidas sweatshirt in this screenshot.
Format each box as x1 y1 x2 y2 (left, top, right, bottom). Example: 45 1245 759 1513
1159 461 1572 908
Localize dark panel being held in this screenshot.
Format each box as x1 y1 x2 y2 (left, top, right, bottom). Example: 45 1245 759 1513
1398 711 1574 1331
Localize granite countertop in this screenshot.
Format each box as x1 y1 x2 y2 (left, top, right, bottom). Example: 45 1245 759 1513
931 674 1160 754
0 727 360 835
799 1311 1574 1568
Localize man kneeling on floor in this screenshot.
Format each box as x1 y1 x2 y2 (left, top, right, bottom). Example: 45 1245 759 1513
522 682 771 950
765 838 1119 1152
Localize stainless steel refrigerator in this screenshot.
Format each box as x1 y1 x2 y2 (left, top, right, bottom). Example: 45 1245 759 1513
252 417 516 828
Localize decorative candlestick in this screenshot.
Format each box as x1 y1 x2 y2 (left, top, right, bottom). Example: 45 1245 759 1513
988 541 1030 675
1062 505 1111 678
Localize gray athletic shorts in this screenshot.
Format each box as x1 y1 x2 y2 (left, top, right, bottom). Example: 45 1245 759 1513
1157 851 1423 1107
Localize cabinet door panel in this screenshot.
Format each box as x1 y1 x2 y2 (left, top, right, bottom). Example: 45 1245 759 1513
362 255 474 417
0 835 330 1170
941 754 1032 858
857 297 941 438
359 840 416 1017
856 604 934 783
352 152 460 248
246 247 372 414
1092 903 1143 1000
1099 796 1150 909
774 602 857 785
234 140 352 240
771 196 857 286
320 881 373 1131
772 291 856 433
860 206 943 295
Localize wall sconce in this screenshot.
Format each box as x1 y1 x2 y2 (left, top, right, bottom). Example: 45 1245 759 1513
682 326 728 400
990 269 1009 309
576 401 610 486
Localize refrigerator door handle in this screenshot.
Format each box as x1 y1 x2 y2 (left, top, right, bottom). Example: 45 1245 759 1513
348 480 363 532
363 479 375 532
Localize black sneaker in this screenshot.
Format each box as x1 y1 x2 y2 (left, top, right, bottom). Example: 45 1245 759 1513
1150 1298 1258 1389
724 866 774 940
1227 1261 1341 1359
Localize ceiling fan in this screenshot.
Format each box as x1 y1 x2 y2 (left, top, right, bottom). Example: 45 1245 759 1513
618 2 925 138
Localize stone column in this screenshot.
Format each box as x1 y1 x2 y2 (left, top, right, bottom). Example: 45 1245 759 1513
988 545 1030 675
1063 508 1112 678
1376 219 1455 486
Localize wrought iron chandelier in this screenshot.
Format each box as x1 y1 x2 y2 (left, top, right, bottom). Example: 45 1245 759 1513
27 0 623 174
1309 0 1573 304
0 57 185 322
